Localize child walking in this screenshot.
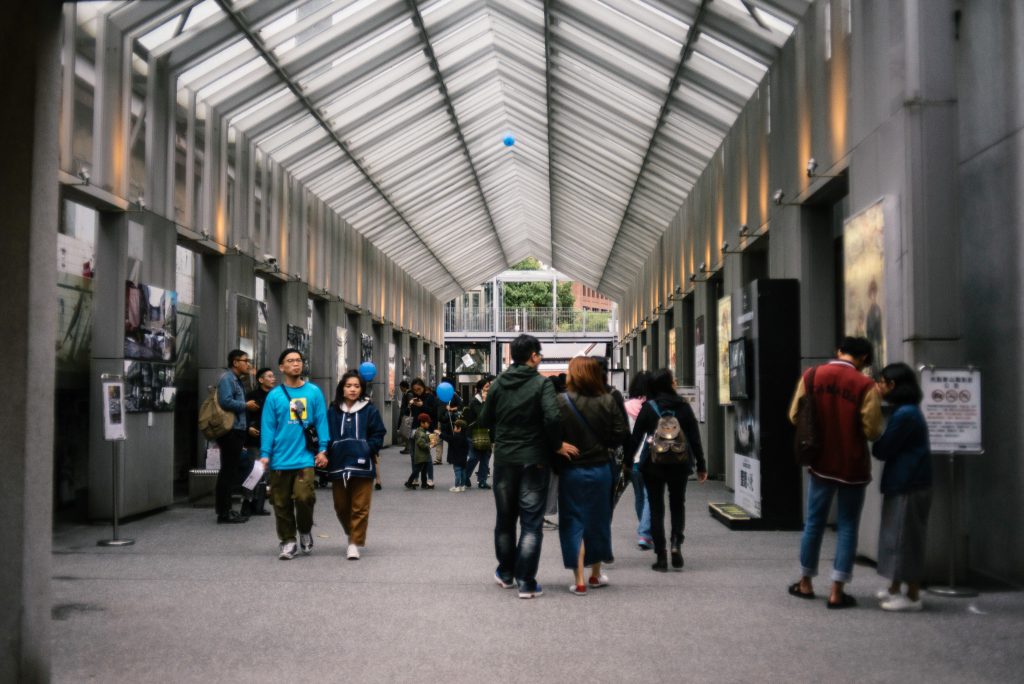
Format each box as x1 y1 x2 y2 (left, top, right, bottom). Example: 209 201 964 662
872 363 933 612
441 418 470 491
405 413 434 490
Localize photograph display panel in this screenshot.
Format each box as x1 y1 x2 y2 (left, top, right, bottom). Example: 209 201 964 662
717 295 732 405
125 282 177 362
123 360 176 412
844 200 886 376
287 325 310 377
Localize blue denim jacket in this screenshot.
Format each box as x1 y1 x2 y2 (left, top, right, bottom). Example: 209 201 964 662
217 370 247 432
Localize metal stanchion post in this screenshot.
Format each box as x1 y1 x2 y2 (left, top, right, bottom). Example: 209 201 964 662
928 452 975 597
98 439 135 547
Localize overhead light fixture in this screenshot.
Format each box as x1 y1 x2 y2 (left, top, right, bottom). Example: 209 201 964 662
738 224 749 237
806 157 844 179
772 189 785 205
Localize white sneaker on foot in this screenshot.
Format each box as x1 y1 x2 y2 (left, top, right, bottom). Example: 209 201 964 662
278 541 297 560
876 587 899 601
346 543 360 560
299 532 313 555
449 486 460 492
881 595 923 612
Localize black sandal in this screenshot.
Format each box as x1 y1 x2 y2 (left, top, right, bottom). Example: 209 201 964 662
826 592 858 609
788 582 816 600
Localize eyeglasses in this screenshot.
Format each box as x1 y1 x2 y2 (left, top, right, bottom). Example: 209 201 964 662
237 358 251 365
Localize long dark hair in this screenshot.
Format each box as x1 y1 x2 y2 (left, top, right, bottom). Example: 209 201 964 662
628 371 651 399
334 370 367 407
878 362 923 405
647 368 675 397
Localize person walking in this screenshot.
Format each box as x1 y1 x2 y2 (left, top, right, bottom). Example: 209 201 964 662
241 367 275 517
478 334 562 599
623 371 653 550
872 363 932 612
629 368 707 571
554 357 629 595
259 348 330 560
786 337 884 608
405 413 434 489
463 376 494 489
405 379 438 484
326 370 386 560
214 349 259 524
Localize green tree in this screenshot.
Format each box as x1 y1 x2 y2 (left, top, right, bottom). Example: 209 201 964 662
503 258 575 308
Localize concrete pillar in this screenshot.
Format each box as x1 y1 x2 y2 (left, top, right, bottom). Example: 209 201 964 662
380 323 395 444
0 2 61 679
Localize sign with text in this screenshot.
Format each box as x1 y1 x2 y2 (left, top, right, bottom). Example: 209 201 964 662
101 379 126 441
920 368 982 453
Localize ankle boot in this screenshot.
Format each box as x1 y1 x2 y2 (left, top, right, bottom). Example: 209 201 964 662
671 545 684 569
652 552 668 572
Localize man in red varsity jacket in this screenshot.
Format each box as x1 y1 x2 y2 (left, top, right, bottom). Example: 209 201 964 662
786 336 884 609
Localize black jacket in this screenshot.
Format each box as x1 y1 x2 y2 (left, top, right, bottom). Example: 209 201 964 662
479 363 562 466
557 392 629 468
629 392 706 474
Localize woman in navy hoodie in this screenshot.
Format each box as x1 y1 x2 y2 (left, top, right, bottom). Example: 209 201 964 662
872 363 932 612
327 370 387 560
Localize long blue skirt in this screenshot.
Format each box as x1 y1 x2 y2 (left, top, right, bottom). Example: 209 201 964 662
557 463 614 569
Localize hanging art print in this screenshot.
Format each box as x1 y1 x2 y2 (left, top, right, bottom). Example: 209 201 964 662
124 281 177 362
844 199 887 377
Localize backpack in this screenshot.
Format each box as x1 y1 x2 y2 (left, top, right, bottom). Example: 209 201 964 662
325 406 373 481
198 383 235 439
647 400 689 465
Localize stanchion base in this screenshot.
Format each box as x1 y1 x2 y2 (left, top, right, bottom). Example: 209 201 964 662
928 585 977 598
97 539 135 547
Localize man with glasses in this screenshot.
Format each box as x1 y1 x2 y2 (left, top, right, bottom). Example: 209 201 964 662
259 348 329 560
215 349 260 524
479 334 562 598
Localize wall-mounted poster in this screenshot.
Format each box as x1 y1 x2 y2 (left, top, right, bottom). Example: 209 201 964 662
401 356 411 384
667 328 677 373
102 378 126 441
125 281 176 362
360 333 374 363
388 343 396 401
695 316 706 423
336 326 348 379
123 360 176 412
287 324 310 377
844 199 886 377
717 295 732 405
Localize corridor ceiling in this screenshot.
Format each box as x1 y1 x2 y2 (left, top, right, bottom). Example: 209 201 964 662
93 0 811 302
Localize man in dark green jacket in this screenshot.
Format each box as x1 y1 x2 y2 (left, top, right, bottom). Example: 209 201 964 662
479 334 562 599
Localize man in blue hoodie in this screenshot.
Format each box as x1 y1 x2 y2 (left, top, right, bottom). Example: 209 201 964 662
259 348 330 560
479 334 562 598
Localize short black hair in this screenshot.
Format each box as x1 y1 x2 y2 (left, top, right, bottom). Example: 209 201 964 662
838 336 873 365
475 376 493 392
399 380 410 390
334 369 367 406
255 367 273 380
628 371 651 399
511 334 541 364
411 377 425 389
227 349 247 367
278 347 304 365
878 362 923 405
647 368 675 397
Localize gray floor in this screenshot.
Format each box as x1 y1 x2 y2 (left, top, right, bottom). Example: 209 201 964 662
52 447 1023 683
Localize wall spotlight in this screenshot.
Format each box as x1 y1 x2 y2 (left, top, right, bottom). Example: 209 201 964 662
721 242 730 253
136 195 146 210
77 167 90 185
806 157 818 177
772 189 784 205
698 262 707 273
263 254 278 266
738 224 749 237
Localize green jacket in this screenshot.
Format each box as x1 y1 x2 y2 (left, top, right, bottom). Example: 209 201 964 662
478 363 562 466
413 427 433 465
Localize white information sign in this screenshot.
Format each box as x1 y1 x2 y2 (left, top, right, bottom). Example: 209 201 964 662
920 368 982 453
101 379 127 441
677 386 699 415
734 454 762 517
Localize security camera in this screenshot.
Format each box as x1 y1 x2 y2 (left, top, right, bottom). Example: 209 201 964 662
77 168 90 184
721 242 730 253
772 189 784 205
263 254 277 265
738 224 749 237
806 157 818 177
698 261 707 273
136 195 146 209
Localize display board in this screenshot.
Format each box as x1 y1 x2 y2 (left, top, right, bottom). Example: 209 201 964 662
920 368 983 453
844 199 887 377
717 295 732 405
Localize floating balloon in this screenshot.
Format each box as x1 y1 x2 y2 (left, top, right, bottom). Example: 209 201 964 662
358 361 377 382
436 381 455 404
502 134 515 147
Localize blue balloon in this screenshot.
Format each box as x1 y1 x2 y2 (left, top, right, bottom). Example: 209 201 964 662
436 381 455 404
502 134 515 147
358 361 377 382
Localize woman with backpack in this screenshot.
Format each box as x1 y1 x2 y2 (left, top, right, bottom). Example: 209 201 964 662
629 368 707 571
326 370 387 560
554 357 629 595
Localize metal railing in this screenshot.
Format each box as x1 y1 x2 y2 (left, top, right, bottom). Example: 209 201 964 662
446 307 615 335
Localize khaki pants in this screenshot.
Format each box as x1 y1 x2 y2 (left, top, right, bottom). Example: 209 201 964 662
270 468 316 543
331 478 374 546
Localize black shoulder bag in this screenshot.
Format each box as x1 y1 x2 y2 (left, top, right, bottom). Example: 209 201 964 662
280 386 320 455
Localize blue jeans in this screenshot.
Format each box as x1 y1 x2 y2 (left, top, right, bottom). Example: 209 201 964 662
799 475 867 583
630 467 651 540
493 462 550 591
453 465 468 488
466 445 491 485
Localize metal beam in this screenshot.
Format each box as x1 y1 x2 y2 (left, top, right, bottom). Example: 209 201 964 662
597 0 711 295
405 0 509 267
543 0 557 273
210 0 462 295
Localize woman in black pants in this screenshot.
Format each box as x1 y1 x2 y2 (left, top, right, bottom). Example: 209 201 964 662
629 368 707 571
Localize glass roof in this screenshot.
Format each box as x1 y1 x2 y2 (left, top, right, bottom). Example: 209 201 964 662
103 0 811 301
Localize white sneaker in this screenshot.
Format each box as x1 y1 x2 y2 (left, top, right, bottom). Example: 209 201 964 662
458 486 467 492
278 541 297 560
876 587 899 601
346 543 360 560
881 595 923 612
299 532 313 555
449 486 460 492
